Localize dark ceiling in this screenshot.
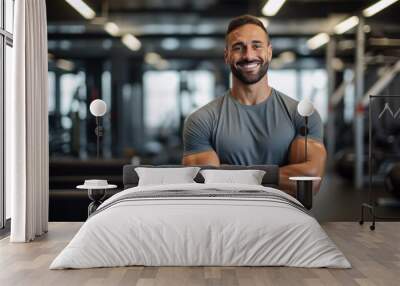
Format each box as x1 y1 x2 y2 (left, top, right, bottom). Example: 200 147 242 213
47 0 400 22
46 0 400 61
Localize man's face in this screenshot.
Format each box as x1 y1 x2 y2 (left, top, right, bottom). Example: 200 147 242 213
224 24 272 85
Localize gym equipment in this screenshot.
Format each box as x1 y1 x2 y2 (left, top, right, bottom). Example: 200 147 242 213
385 163 400 198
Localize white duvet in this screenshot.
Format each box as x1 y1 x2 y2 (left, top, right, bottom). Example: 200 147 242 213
50 183 351 269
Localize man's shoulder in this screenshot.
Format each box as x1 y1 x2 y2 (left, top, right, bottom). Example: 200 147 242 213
273 88 299 113
186 94 226 123
273 88 323 129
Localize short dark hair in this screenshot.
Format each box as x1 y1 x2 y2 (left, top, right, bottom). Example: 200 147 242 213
226 14 269 41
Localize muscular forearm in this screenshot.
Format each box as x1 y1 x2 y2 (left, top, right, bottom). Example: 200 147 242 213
279 162 323 197
182 150 221 166
280 138 327 197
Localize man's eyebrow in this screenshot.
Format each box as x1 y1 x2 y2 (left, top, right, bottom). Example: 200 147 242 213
231 41 245 47
231 40 265 46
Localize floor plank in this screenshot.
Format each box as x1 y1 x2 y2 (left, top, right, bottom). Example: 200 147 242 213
0 222 399 286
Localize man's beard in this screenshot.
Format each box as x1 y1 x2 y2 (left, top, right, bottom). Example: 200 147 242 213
230 59 269 85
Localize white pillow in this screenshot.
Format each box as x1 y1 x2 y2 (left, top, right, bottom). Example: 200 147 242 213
200 169 266 185
135 167 201 186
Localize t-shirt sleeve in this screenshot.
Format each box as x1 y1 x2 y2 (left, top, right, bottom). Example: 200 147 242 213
293 109 324 143
183 110 214 155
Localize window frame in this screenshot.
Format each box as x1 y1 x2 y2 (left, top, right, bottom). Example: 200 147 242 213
0 0 14 230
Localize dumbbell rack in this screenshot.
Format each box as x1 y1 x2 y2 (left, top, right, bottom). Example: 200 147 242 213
359 95 400 230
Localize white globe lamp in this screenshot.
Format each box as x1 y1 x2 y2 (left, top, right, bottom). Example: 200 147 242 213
89 99 107 159
90 99 107 117
297 99 314 117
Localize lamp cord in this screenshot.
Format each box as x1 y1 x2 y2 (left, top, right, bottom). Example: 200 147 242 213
96 116 99 160
305 116 308 162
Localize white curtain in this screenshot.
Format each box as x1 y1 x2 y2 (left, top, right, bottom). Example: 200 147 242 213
7 0 49 242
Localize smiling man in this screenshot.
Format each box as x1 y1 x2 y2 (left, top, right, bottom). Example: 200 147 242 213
182 15 327 196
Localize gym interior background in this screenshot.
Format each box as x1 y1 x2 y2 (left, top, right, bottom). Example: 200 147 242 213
11 0 400 222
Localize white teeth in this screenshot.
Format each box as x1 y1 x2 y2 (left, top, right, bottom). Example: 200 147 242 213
240 63 259 70
245 63 257 68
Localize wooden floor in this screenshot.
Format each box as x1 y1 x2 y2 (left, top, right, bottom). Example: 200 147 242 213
0 222 399 286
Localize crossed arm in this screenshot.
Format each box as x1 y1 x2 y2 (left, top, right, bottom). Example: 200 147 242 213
182 138 327 197
278 138 327 196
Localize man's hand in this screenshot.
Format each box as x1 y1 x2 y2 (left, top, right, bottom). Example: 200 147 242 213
279 138 327 196
182 150 221 166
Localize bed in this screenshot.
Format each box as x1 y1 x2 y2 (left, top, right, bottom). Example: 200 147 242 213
50 165 350 269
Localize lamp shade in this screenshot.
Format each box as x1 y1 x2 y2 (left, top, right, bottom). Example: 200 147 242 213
297 99 314 117
90 99 107 117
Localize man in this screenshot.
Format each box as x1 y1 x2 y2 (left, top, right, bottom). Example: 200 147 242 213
182 15 327 196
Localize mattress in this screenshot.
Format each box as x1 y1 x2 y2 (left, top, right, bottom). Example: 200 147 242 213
50 183 351 269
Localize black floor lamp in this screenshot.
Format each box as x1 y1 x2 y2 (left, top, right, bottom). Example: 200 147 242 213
297 98 315 160
89 99 107 159
289 99 321 210
78 99 112 217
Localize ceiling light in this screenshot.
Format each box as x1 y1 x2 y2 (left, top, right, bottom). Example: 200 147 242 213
178 24 194 34
121 34 141 51
279 51 296 63
307 33 330 50
161 38 180 50
196 24 216 34
142 24 177 34
363 0 399 17
104 22 120 37
369 37 400 46
145 52 161 65
65 0 96 20
334 16 359 34
56 59 75 71
58 25 86 33
262 0 287 16
190 38 216 50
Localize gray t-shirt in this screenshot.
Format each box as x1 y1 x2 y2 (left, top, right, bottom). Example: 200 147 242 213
183 88 323 166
